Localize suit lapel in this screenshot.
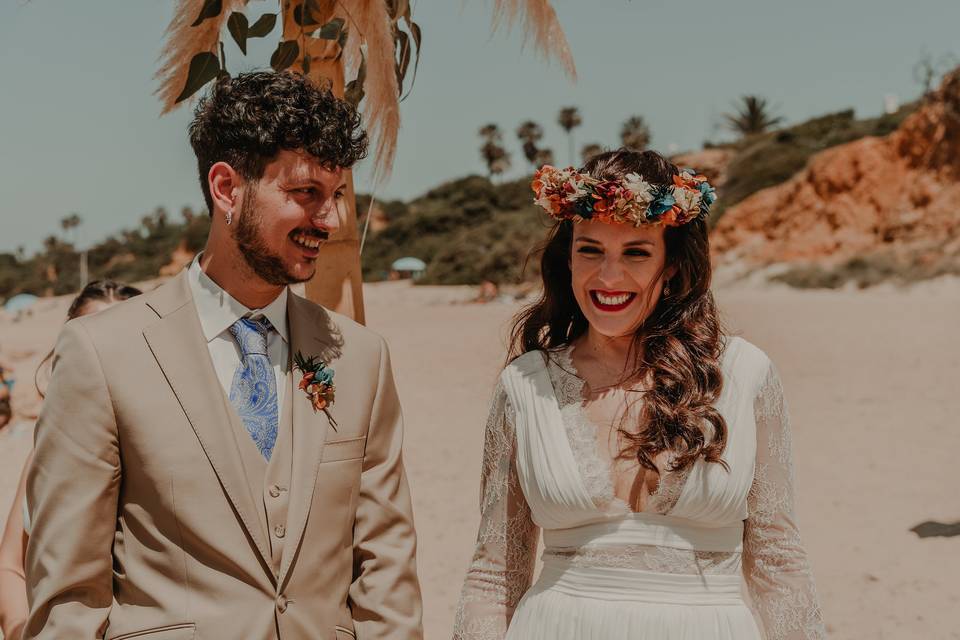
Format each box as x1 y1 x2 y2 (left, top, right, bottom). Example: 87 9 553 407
278 294 341 587
142 272 274 572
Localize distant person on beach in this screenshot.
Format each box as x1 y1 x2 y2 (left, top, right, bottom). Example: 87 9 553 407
454 149 827 640
0 368 11 431
23 71 421 640
0 280 141 640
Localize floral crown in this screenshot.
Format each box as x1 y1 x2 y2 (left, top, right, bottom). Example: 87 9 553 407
531 165 717 227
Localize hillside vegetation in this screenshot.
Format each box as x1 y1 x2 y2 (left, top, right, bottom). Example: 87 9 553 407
0 101 932 301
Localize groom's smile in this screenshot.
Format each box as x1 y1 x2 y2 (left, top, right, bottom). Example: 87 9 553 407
231 150 347 287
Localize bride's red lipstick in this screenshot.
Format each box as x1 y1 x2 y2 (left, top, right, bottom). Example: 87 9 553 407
589 290 637 312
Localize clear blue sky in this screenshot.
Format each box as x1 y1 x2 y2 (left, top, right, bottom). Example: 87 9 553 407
1 0 957 252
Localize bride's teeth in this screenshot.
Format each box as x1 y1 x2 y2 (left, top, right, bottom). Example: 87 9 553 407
596 292 632 306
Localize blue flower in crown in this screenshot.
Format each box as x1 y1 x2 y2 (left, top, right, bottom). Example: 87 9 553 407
647 185 676 220
699 181 717 207
574 195 596 219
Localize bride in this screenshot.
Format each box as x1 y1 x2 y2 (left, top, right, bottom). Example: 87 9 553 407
453 149 827 640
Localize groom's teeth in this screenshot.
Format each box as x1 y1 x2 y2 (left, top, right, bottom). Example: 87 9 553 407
293 233 322 248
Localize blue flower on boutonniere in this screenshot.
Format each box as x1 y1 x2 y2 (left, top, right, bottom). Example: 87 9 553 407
647 185 676 220
294 351 337 428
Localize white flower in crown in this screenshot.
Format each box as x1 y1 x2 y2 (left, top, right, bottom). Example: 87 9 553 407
672 185 702 217
622 173 655 207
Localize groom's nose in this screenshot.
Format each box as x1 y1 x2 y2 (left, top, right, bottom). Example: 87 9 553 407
311 198 342 235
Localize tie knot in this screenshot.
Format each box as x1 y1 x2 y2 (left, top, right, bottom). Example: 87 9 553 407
229 317 271 357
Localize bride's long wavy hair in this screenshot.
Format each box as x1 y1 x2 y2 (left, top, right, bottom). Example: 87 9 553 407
508 149 728 474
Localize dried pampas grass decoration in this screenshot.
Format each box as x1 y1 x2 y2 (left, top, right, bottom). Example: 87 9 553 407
491 0 577 80
156 0 246 114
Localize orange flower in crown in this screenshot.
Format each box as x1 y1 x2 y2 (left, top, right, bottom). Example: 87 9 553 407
531 165 717 227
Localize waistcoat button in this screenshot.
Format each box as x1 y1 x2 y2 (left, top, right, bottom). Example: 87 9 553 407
277 595 288 613
269 485 281 498
275 524 286 538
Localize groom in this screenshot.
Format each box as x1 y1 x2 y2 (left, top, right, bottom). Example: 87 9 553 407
24 72 422 639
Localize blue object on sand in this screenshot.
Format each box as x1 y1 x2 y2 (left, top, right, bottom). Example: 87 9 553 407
3 293 39 314
391 257 427 272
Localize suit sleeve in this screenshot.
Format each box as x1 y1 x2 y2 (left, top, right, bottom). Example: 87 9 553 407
23 320 121 640
0 451 31 640
348 337 423 639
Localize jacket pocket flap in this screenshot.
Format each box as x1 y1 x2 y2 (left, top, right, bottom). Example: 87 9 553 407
321 436 366 462
108 622 196 640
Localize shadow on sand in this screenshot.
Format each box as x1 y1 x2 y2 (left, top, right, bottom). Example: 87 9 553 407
910 521 960 538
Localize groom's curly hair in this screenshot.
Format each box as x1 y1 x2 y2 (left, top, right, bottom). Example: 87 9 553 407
189 71 368 215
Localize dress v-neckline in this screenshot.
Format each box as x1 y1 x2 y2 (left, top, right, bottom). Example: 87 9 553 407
542 346 696 517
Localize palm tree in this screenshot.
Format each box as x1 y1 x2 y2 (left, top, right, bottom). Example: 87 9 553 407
479 125 510 179
724 95 783 137
620 115 651 151
534 148 555 167
516 120 545 168
156 0 576 323
60 213 82 248
479 123 503 144
581 143 603 164
558 106 582 165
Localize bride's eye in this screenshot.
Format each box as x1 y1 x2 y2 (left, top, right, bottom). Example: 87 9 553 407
624 249 651 258
576 246 602 255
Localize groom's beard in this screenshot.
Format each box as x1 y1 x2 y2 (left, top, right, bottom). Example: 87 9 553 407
233 190 312 286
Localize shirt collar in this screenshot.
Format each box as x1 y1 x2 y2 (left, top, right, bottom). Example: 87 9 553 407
187 255 289 344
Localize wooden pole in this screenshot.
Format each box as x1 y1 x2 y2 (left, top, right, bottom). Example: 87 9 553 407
283 1 366 324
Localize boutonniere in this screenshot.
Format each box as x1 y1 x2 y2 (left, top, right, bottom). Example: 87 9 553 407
294 351 337 428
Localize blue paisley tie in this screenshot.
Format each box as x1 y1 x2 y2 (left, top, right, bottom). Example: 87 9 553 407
228 317 278 460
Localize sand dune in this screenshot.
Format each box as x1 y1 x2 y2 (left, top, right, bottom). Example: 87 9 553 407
2 279 957 639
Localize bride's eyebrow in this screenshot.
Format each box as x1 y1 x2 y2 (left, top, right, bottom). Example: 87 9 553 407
574 236 600 244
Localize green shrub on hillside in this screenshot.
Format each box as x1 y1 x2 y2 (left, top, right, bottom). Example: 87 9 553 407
360 174 551 284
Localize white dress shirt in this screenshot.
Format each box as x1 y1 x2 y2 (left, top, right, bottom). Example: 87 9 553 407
187 256 289 410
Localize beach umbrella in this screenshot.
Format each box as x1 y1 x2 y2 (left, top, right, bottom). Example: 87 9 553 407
391 257 427 272
3 293 38 314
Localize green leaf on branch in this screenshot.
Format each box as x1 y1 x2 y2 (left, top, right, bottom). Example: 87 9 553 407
386 0 410 20
227 12 249 54
400 20 422 100
248 13 277 38
175 52 221 103
270 40 300 72
315 17 345 40
190 0 223 27
344 55 366 108
293 1 322 27
395 29 410 90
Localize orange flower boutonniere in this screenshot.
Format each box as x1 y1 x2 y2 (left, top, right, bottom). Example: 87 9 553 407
294 351 337 428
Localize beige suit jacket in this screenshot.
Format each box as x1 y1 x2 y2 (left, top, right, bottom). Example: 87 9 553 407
24 272 423 640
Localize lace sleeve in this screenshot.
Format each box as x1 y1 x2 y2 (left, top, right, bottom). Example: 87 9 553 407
744 361 827 640
453 380 539 640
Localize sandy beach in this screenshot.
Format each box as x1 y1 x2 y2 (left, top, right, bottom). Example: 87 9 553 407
2 278 958 639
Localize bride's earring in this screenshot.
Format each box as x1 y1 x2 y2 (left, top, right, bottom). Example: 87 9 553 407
662 283 671 297
225 209 233 225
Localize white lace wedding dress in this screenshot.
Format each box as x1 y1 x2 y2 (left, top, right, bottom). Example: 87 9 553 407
453 337 826 640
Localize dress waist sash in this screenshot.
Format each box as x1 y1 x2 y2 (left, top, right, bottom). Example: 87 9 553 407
536 556 745 606
542 513 744 553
